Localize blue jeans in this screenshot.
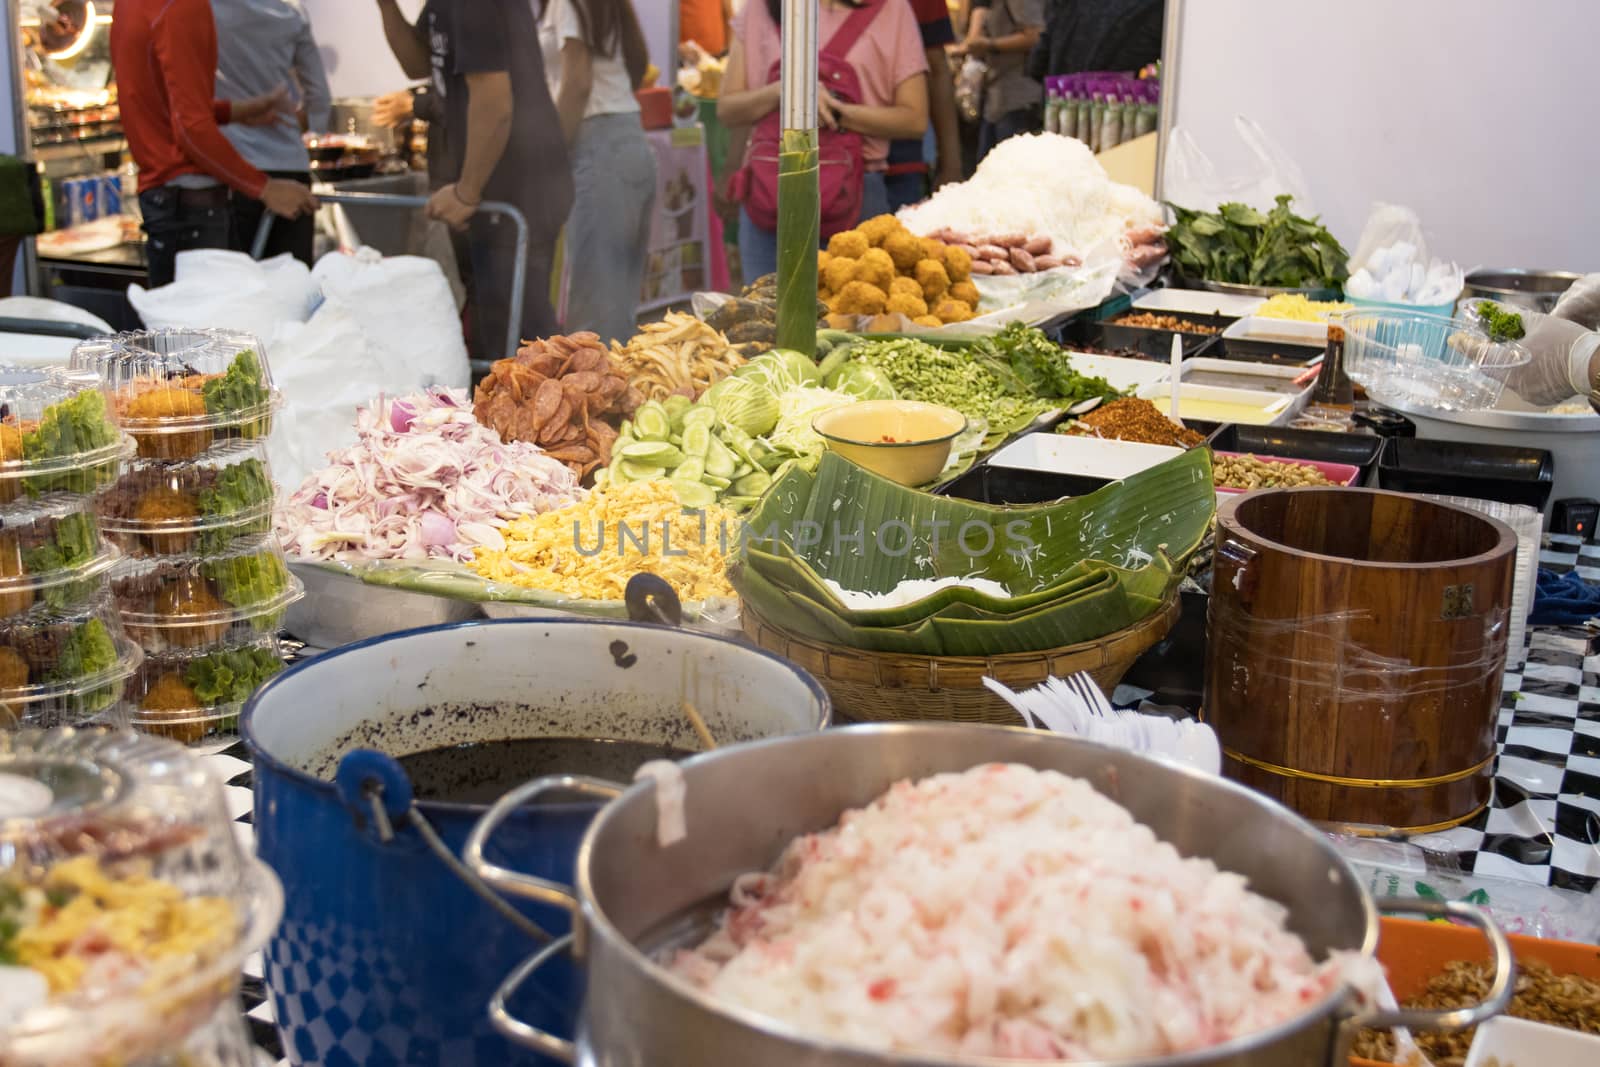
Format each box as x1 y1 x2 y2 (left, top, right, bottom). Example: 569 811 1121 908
738 170 891 284
563 112 658 344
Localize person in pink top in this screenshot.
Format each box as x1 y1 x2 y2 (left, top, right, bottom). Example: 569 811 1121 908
719 0 928 281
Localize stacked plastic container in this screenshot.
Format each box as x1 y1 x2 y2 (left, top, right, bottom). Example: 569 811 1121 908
70 329 302 743
0 728 284 1066
0 366 142 729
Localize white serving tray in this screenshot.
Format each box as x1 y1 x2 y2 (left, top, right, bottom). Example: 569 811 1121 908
986 432 1184 480
1179 357 1312 396
1135 381 1301 426
1464 1015 1600 1067
1061 352 1173 391
1223 315 1330 349
1133 288 1265 318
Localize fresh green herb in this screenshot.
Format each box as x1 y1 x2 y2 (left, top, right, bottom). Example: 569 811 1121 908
196 459 274 554
20 513 101 609
1475 300 1526 343
970 323 1122 405
44 886 73 909
46 617 118 685
201 551 290 609
20 391 120 496
201 351 272 434
184 646 283 706
1167 194 1349 290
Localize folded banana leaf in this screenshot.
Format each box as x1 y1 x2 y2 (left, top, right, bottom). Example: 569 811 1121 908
741 447 1213 598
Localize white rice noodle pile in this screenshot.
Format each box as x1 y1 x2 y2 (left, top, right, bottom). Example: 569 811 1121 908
673 763 1366 1060
898 133 1163 259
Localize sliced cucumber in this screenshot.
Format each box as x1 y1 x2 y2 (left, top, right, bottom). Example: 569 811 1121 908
671 479 719 509
733 470 773 496
681 422 712 458
701 472 732 490
616 460 667 482
633 401 672 442
674 457 706 483
704 434 737 478
663 394 693 428
681 405 718 431
621 441 686 468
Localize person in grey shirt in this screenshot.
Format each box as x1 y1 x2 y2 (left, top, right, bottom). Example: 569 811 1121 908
956 0 1044 161
212 0 332 264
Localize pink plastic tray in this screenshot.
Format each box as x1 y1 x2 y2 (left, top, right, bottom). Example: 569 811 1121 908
1213 451 1361 495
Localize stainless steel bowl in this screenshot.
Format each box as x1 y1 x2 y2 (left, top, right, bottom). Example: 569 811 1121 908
1462 269 1582 314
467 723 1513 1067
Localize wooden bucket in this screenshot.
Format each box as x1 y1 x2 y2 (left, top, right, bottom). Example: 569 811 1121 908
1206 488 1516 833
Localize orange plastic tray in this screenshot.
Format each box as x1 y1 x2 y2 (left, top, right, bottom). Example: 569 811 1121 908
1350 916 1600 1067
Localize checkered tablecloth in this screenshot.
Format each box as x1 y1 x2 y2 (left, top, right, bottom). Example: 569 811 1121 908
204 535 1600 1064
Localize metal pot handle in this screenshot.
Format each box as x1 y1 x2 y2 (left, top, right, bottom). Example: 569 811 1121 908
334 749 567 945
1330 896 1514 1066
463 774 626 912
488 934 579 1063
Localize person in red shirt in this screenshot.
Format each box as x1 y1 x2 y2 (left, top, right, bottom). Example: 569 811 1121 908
110 0 316 287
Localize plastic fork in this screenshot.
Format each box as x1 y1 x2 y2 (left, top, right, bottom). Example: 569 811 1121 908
1064 672 1116 719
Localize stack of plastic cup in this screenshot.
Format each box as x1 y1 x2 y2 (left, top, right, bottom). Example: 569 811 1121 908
71 329 301 743
0 366 141 728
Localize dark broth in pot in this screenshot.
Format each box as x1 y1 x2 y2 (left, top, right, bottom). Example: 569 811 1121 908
395 737 696 805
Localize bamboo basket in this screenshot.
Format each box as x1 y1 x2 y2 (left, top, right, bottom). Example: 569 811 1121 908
742 591 1180 724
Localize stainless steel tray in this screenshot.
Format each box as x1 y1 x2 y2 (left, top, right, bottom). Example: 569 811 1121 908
285 560 481 650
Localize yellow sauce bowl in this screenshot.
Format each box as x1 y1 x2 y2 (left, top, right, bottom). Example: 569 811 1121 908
813 400 968 486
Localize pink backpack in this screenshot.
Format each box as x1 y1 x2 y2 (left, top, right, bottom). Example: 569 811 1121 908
733 0 884 239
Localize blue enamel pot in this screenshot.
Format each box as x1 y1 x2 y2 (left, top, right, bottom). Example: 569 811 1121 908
242 617 829 1066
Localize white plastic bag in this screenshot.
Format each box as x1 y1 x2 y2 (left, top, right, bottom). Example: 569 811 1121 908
129 250 317 341
265 303 388 492
1344 203 1463 306
312 248 469 389
1162 116 1316 215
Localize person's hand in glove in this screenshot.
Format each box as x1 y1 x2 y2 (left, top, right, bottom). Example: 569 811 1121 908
1464 273 1600 407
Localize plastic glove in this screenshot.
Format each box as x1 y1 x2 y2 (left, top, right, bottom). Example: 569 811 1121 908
1551 272 1600 330
1462 275 1600 407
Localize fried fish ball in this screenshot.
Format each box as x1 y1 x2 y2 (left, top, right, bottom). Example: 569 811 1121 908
139 673 206 743
919 237 947 262
941 243 973 282
865 313 901 333
915 259 951 302
949 280 981 307
912 314 944 329
824 312 857 331
886 292 929 319
857 214 902 247
822 255 859 293
826 229 869 259
883 229 923 273
0 646 28 690
888 276 923 301
854 248 896 291
125 385 213 460
134 486 201 555
833 280 888 316
934 298 975 323
818 250 833 274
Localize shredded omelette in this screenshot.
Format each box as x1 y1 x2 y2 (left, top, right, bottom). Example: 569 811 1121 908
9 855 237 994
469 480 740 602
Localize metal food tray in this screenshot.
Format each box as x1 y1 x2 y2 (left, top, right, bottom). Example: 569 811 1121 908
284 561 481 651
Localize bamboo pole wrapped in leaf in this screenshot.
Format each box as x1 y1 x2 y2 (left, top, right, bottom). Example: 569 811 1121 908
775 0 819 357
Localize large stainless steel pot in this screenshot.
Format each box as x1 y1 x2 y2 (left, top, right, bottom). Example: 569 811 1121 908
1461 269 1582 313
465 724 1513 1067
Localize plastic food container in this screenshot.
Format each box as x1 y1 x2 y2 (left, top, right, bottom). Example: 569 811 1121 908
1376 437 1555 511
112 535 303 652
0 729 284 1066
0 591 141 728
0 364 132 507
0 503 118 620
70 329 280 461
1338 307 1531 412
97 441 275 558
130 633 285 743
1212 452 1360 494
1218 316 1327 364
1135 381 1300 426
1204 423 1383 482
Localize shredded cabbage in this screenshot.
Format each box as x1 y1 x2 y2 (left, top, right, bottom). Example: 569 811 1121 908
765 386 855 458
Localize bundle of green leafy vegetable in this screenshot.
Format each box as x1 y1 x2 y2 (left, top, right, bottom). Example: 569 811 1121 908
847 327 1121 438
196 458 274 553
45 618 119 686
20 391 122 495
200 551 291 610
202 351 273 438
20 513 101 608
184 645 283 706
1167 195 1349 290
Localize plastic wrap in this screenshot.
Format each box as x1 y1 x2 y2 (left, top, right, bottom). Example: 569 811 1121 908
0 504 116 620
112 536 302 652
1328 835 1600 945
0 366 132 508
0 729 283 1066
70 330 281 461
129 633 284 744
